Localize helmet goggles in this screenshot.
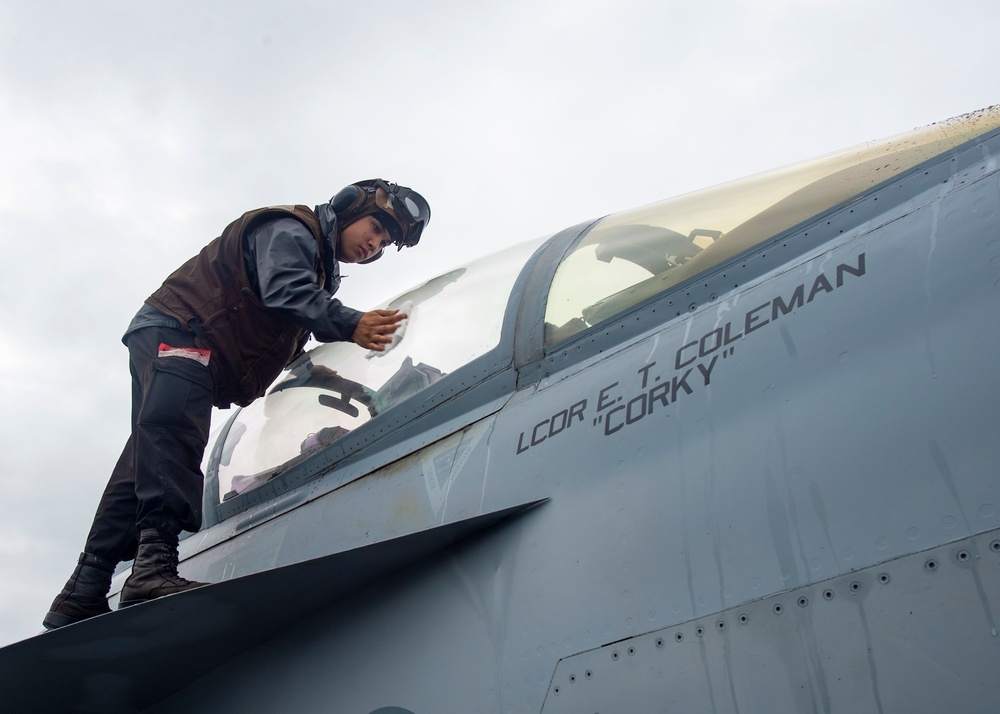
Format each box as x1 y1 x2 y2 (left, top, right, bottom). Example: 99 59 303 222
372 179 431 250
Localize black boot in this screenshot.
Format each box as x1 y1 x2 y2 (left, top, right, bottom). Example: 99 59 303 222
43 552 115 630
118 529 207 608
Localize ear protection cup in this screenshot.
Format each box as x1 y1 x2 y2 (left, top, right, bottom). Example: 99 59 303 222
331 182 386 263
330 185 363 215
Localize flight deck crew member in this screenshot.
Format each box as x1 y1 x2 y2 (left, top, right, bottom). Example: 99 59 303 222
43 179 431 630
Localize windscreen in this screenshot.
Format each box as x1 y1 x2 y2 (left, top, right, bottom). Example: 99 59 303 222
213 237 545 501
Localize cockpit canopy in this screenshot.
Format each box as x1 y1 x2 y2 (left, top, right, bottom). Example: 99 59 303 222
213 239 544 501
207 106 1000 508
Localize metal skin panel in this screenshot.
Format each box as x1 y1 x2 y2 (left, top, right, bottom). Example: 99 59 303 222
540 533 1000 714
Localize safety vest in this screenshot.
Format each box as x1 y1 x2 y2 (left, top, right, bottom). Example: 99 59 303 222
147 205 326 407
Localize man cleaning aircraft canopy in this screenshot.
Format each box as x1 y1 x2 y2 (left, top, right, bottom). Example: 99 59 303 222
43 179 430 630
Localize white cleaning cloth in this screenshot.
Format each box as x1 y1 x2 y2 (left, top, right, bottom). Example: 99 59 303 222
366 300 412 358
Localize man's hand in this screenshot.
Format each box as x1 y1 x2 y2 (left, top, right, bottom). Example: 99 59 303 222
352 309 406 351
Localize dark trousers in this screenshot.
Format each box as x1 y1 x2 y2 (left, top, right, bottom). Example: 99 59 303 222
83 326 214 564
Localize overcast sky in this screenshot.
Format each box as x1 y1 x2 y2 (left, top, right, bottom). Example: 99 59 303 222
0 0 996 648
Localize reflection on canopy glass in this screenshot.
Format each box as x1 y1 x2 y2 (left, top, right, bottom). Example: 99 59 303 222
214 237 545 501
544 107 1000 344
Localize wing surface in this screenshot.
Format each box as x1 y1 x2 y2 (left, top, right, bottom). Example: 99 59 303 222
0 500 545 713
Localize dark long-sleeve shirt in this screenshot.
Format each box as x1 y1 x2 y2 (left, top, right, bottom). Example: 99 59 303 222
126 206 362 344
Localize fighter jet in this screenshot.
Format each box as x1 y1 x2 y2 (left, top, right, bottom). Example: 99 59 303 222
2 106 999 713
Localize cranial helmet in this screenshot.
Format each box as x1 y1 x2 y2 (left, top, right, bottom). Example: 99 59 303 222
329 179 431 263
